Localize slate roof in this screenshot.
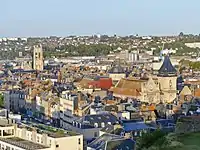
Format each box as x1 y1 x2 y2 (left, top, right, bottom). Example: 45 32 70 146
101 124 124 135
156 119 175 127
87 134 135 150
158 55 176 76
101 124 114 133
123 121 150 132
75 113 118 129
108 65 124 74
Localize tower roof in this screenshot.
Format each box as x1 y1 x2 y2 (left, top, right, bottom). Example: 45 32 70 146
158 55 176 76
108 65 124 74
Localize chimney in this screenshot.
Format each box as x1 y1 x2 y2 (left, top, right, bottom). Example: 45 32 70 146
78 92 82 102
28 88 32 95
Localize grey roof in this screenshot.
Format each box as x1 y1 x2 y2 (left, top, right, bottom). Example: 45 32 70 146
0 137 49 150
108 65 124 74
101 124 114 133
76 113 118 129
88 134 135 150
101 124 124 135
158 55 176 76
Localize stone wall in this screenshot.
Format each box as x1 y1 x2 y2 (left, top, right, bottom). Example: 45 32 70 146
175 116 200 134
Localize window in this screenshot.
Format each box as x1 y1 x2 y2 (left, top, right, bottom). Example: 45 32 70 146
49 140 51 146
78 138 81 145
134 131 137 136
6 146 10 150
94 132 98 137
94 123 98 128
140 131 142 136
101 122 105 128
169 80 172 88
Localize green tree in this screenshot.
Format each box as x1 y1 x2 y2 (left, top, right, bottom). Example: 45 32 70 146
136 130 167 150
0 94 4 108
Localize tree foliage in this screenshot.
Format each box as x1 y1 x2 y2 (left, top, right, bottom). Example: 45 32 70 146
136 130 167 150
0 94 4 108
43 44 118 58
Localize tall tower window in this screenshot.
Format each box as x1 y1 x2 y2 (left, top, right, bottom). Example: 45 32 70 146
169 80 172 88
33 45 44 71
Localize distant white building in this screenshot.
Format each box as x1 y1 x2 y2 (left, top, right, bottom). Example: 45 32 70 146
146 50 154 56
185 42 200 48
128 51 139 62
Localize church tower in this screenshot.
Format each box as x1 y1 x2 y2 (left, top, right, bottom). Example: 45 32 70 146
33 45 44 71
157 55 177 103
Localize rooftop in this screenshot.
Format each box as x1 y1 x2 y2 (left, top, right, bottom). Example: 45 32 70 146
158 55 176 76
18 123 79 138
0 137 49 150
108 65 125 74
88 134 135 150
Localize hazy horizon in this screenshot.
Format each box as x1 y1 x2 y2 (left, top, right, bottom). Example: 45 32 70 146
1 0 200 37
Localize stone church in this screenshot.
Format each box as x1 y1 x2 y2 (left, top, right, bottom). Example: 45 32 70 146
110 55 177 104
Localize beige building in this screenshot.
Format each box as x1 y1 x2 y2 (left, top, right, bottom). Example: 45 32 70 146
0 119 83 150
36 92 60 125
157 55 177 103
60 91 92 129
33 45 44 71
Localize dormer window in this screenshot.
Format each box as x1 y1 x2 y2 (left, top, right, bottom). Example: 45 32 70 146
169 80 172 88
94 123 98 128
76 122 79 127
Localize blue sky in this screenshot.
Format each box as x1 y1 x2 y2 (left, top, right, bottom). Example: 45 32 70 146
1 0 200 37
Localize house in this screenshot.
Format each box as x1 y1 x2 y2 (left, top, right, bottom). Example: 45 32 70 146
36 92 60 126
4 90 26 113
179 86 192 102
99 124 123 136
87 134 135 150
0 118 83 150
122 120 152 138
71 113 119 141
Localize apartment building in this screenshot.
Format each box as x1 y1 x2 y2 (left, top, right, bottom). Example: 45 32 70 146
0 119 83 150
60 92 79 129
4 90 26 113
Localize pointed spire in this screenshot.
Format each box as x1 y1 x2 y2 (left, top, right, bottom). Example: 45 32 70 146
158 55 176 76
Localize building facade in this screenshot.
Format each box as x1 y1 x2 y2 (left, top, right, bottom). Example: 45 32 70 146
4 90 26 113
111 56 177 104
0 119 83 150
